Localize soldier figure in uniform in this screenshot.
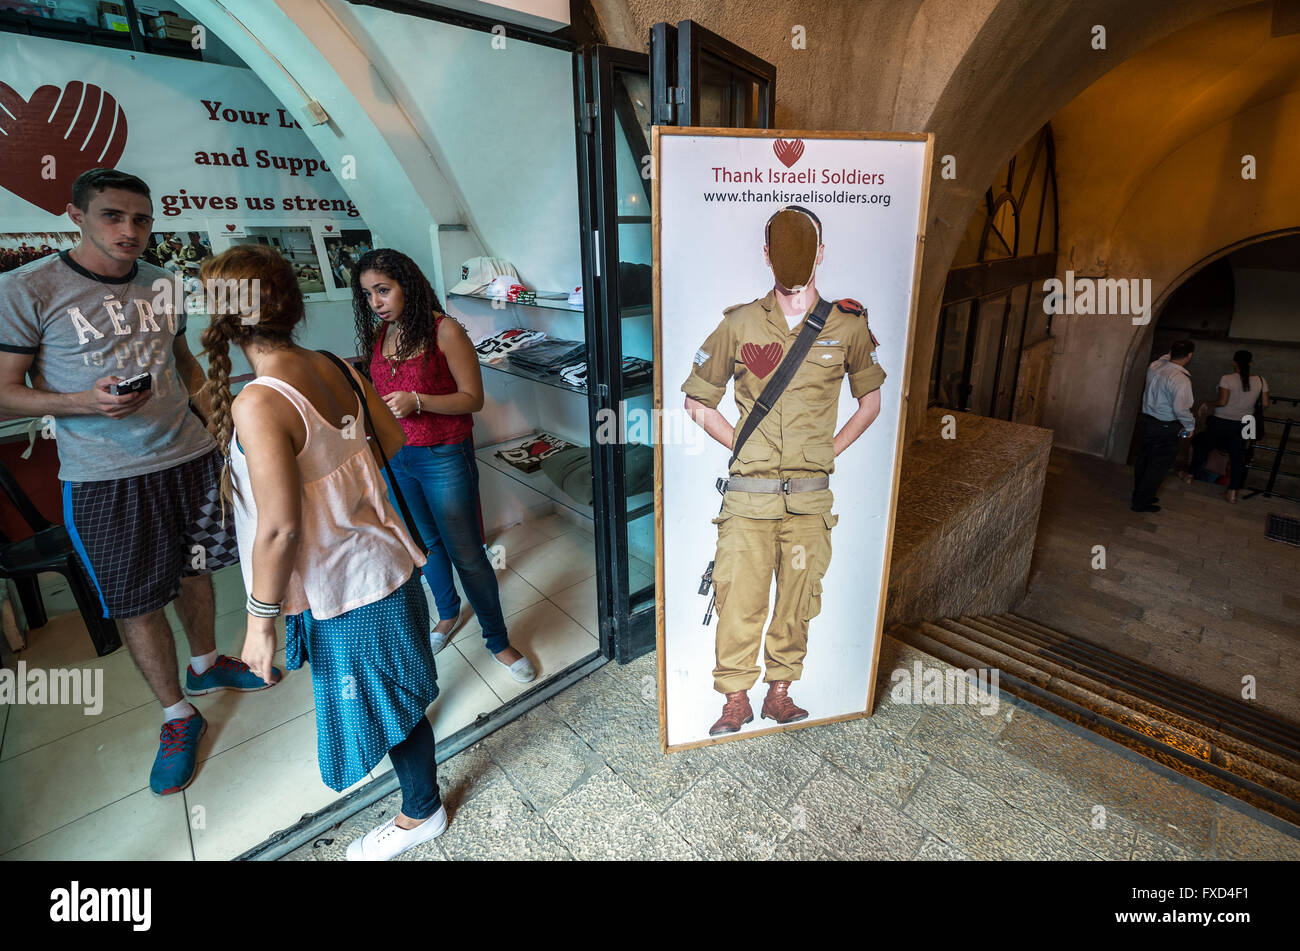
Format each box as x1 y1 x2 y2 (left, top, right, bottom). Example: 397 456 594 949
682 205 886 736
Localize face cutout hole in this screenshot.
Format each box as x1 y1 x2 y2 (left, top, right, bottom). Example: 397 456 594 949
767 208 820 290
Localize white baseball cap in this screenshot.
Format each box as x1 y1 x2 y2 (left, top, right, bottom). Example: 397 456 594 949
450 256 520 295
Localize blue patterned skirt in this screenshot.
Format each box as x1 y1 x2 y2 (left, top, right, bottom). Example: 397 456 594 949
286 570 438 791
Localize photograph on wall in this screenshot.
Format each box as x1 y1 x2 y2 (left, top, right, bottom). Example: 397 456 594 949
0 232 79 274
216 224 329 299
319 226 375 292
143 228 214 315
654 128 932 751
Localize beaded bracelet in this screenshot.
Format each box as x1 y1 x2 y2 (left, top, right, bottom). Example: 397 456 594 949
246 593 282 618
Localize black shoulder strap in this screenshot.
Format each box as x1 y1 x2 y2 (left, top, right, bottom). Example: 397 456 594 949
728 296 834 468
316 350 427 555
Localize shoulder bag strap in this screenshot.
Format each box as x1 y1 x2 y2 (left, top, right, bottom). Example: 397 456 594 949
728 296 834 469
316 350 427 555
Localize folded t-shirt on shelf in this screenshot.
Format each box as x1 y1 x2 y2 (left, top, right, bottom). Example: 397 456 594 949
549 356 651 392
474 328 546 364
540 443 653 507
507 338 586 373
493 431 574 473
559 362 588 389
621 356 652 386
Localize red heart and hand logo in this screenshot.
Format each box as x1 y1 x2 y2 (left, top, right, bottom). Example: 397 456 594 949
225 224 236 231
324 224 334 232
0 81 129 215
772 138 804 168
741 341 783 378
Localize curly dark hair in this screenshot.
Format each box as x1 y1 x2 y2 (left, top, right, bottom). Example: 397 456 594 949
352 248 445 366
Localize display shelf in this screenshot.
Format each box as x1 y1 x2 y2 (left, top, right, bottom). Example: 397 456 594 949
449 291 650 320
449 291 581 314
479 357 651 399
475 435 652 522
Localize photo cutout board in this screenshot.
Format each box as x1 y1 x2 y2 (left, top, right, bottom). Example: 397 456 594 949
654 128 933 752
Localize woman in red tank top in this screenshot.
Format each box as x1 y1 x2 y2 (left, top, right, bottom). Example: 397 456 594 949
354 249 535 682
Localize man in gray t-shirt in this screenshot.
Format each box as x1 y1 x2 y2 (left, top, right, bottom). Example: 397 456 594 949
0 169 277 797
0 249 213 481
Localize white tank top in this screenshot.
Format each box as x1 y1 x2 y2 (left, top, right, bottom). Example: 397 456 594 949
229 373 425 620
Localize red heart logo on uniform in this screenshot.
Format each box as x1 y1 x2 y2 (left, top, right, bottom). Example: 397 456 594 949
0 81 129 214
741 342 783 378
772 138 804 168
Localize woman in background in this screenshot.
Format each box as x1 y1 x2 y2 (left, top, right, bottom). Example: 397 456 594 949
1184 349 1270 503
352 248 536 684
201 244 446 860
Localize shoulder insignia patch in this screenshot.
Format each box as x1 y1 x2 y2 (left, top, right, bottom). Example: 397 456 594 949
870 329 880 348
835 297 863 315
723 297 762 316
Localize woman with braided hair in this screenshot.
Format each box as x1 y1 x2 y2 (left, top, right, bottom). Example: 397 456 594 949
199 244 447 861
353 248 535 683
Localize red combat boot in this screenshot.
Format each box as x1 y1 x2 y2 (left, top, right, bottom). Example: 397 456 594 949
708 691 753 736
761 680 808 724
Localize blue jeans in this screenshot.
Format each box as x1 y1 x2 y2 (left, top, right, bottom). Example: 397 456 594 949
384 438 510 654
388 716 440 820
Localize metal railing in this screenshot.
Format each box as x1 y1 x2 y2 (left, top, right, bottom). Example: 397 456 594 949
1244 395 1300 503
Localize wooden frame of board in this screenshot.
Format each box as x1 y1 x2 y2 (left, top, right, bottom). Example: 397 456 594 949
652 126 934 753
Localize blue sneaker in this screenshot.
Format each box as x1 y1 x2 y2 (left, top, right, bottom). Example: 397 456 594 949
150 711 207 796
185 654 281 696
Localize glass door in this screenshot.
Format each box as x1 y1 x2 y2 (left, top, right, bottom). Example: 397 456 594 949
576 44 656 661
673 20 776 127
579 24 776 662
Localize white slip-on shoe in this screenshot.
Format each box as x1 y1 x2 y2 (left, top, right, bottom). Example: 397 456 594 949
494 651 537 683
346 804 448 861
429 608 468 656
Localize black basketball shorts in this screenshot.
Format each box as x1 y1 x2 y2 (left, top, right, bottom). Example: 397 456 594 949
62 447 241 619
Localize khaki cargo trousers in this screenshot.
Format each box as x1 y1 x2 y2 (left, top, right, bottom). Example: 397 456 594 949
711 510 836 694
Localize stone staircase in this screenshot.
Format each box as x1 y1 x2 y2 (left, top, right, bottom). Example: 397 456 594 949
891 613 1300 827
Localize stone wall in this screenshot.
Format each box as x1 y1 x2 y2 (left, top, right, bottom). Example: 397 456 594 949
884 408 1053 626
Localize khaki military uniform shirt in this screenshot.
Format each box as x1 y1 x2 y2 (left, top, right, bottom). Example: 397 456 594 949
682 291 885 518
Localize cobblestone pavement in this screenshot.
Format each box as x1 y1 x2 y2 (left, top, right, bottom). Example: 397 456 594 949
283 636 1300 861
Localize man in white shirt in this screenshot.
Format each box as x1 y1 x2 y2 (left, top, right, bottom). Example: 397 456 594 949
1132 339 1195 512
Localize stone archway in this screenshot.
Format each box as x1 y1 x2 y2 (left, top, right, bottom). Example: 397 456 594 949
1108 227 1300 462
581 0 1259 442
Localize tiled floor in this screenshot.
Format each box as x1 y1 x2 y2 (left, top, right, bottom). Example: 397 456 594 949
0 509 618 861
282 635 1300 861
